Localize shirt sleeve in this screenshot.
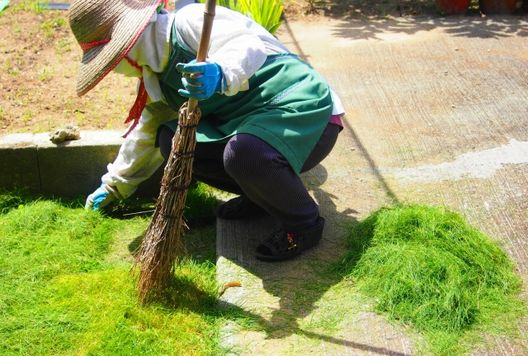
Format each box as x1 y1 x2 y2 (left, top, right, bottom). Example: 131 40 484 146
174 5 283 96
101 101 177 199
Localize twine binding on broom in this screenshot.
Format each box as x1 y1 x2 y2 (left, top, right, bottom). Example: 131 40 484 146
136 104 203 302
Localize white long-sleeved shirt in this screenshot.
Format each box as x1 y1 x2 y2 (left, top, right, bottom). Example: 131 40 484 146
102 5 344 199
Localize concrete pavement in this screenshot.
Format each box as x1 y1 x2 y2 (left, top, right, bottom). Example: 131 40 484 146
217 14 528 355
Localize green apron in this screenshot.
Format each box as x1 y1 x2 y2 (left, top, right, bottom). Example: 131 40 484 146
158 25 333 174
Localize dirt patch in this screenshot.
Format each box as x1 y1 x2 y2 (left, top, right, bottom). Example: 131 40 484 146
0 1 144 136
1 0 515 136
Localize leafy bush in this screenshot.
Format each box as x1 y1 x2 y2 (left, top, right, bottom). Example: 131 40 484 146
207 0 284 33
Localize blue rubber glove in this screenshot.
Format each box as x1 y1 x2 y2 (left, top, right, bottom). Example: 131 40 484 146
85 184 117 211
176 60 223 100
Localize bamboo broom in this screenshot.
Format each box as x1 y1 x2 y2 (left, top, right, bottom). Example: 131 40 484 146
137 0 217 303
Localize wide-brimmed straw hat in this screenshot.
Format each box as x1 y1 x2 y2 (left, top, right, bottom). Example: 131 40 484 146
69 0 164 96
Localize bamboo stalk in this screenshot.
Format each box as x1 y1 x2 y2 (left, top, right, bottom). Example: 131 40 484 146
136 0 216 303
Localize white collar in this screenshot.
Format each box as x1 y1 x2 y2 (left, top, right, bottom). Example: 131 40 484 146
113 11 174 103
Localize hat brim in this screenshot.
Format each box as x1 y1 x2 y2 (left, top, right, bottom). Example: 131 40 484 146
75 0 161 96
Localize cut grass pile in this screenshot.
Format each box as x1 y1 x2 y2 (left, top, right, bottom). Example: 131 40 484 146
340 204 525 354
0 186 234 355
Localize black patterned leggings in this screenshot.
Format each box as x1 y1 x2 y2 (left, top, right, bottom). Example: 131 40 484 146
158 123 340 231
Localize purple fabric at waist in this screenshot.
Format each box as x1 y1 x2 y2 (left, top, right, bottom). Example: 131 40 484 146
329 114 344 128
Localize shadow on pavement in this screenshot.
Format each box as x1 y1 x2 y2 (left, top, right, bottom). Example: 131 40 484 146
331 15 528 40
311 0 527 24
215 163 409 355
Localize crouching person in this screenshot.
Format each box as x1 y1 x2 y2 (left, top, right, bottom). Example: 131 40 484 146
69 0 344 261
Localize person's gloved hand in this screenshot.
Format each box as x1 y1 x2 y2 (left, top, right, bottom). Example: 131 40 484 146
176 60 223 100
85 184 117 211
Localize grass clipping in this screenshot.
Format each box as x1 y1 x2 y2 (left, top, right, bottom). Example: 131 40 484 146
341 204 525 353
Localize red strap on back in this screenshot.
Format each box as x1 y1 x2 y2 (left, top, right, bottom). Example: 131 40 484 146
122 79 148 138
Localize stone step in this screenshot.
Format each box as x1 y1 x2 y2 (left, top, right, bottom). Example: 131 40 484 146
0 130 162 198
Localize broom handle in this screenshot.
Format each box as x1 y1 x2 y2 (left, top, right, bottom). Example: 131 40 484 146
187 0 216 114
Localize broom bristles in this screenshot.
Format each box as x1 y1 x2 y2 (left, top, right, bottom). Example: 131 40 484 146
137 103 201 303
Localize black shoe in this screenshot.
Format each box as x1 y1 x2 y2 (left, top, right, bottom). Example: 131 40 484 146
255 217 325 262
215 196 268 220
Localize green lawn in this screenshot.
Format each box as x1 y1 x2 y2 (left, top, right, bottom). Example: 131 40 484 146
3 190 525 355
0 187 233 355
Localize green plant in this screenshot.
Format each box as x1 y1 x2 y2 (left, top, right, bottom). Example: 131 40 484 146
40 17 66 38
238 0 284 33
210 0 284 34
3 58 19 76
55 37 72 55
22 110 34 122
37 65 54 82
216 0 238 8
340 204 526 354
8 0 42 14
0 106 5 123
73 109 86 125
